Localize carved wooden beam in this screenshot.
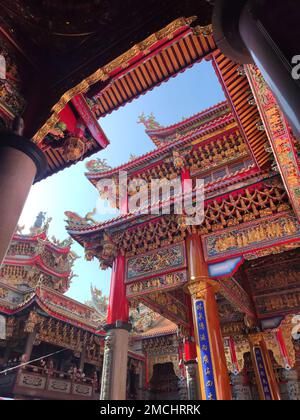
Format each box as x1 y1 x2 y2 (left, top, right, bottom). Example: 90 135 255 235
218 277 256 319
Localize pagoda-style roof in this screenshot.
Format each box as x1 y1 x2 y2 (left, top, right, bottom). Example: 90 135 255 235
140 101 230 147
66 172 290 270
0 284 101 333
85 103 249 188
134 316 177 339
68 164 263 237
1 219 77 294
86 101 233 171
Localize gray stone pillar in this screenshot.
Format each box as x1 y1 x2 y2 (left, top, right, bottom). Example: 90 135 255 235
231 373 252 400
100 323 130 400
281 370 300 400
185 361 200 400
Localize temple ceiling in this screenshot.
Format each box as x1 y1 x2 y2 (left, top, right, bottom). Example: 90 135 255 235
235 248 300 320
0 0 212 136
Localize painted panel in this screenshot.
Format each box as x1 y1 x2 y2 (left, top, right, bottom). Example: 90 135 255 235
18 373 46 390
203 213 300 261
126 243 186 282
47 378 71 394
72 383 93 397
126 270 187 298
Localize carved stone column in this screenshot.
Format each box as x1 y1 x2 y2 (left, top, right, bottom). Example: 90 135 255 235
186 232 232 400
231 373 252 400
281 370 300 400
79 348 86 371
185 361 200 400
100 331 115 400
0 132 47 265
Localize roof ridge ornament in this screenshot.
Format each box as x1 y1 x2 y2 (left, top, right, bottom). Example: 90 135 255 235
85 157 112 173
138 112 161 131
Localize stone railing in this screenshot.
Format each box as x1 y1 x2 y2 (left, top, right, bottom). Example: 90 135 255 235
11 365 99 400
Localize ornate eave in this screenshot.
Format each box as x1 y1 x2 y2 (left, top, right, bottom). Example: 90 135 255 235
143 101 230 145
1 231 76 293
67 173 292 269
86 107 237 182
0 285 102 333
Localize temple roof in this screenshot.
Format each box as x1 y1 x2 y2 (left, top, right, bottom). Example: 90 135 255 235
134 316 177 339
0 2 271 179
1 213 77 293
0 284 102 333
85 102 235 182
66 164 263 239
140 101 230 146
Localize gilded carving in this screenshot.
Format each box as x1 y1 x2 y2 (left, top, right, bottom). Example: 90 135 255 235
0 40 25 119
224 336 250 374
126 271 187 298
127 243 185 281
146 290 188 323
24 311 42 333
187 278 219 300
255 290 300 316
246 65 300 219
205 214 299 260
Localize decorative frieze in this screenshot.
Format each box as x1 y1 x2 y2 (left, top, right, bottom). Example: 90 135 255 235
126 243 186 281
126 270 187 298
204 213 300 261
255 290 300 317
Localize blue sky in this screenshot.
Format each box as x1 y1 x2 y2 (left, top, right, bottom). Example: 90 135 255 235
19 60 225 303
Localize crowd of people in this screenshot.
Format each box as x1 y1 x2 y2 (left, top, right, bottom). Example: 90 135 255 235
0 357 23 373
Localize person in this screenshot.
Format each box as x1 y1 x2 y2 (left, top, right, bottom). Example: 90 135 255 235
93 371 99 391
40 359 47 374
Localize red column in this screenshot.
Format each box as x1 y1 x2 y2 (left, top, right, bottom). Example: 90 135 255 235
101 253 130 400
184 296 197 362
106 254 129 326
186 233 232 400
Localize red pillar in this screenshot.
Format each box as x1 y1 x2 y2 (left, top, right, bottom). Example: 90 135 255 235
101 253 130 400
106 253 129 326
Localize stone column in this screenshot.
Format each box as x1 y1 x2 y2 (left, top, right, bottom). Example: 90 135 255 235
186 232 232 400
79 348 86 371
231 373 252 400
183 296 200 400
23 328 37 365
281 370 300 401
249 334 281 400
185 359 200 400
0 131 47 265
100 253 131 400
213 0 300 139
